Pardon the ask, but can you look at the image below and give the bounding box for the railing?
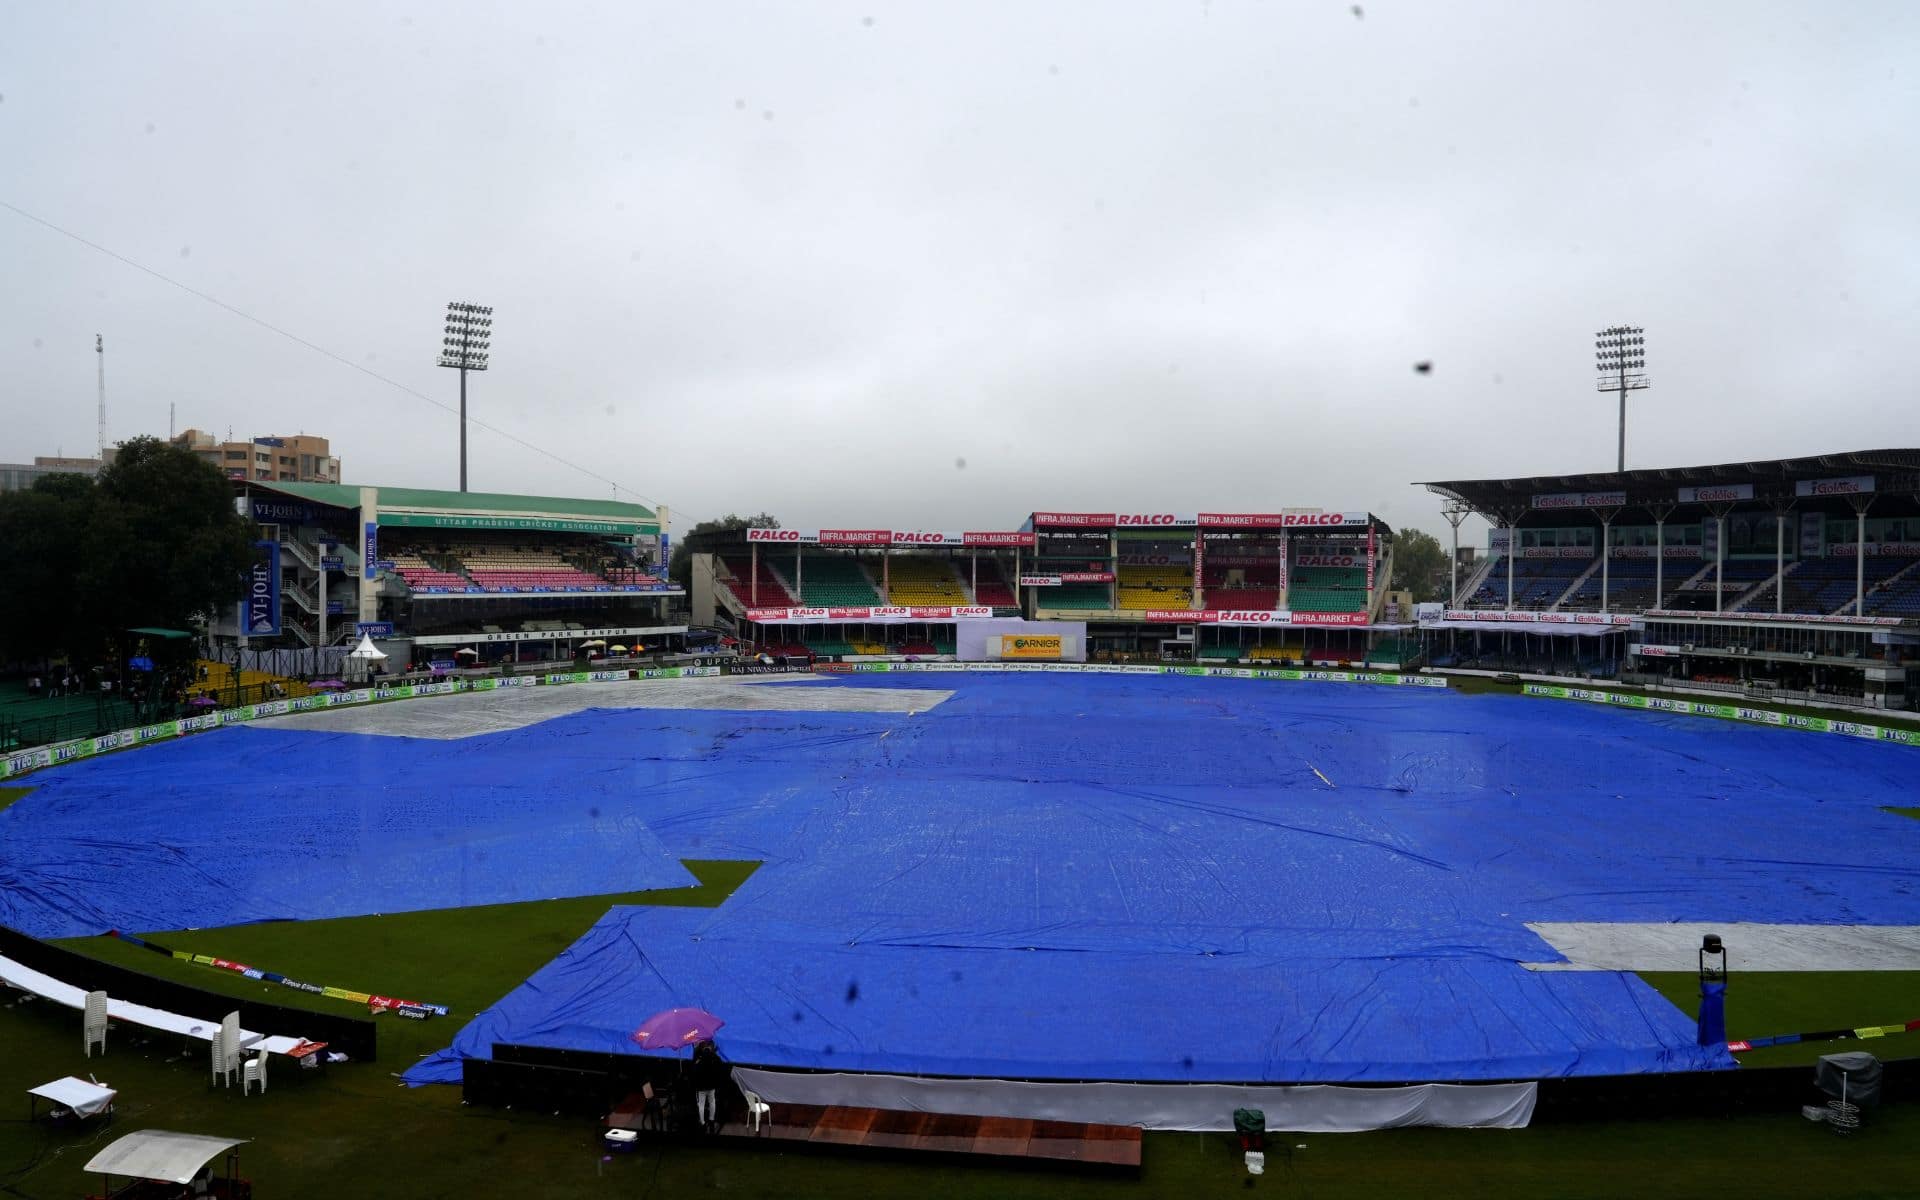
[1617,672,1869,707]
[1,680,294,752]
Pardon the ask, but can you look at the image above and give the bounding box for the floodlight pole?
[438,301,495,493]
[1441,499,1472,606]
[1595,325,1648,473]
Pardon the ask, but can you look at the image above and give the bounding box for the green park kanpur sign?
[377,513,653,535]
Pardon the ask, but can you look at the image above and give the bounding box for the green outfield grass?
[0,785,32,814]
[1643,971,1920,1068]
[1886,807,1920,821]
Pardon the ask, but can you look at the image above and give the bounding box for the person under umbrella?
[691,1039,726,1133]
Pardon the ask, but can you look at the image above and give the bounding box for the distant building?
[172,430,341,484]
[0,455,105,492]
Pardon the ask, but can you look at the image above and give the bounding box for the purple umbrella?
[311,680,347,690]
[187,697,218,708]
[630,1007,724,1052]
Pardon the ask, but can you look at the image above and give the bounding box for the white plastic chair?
[742,1089,770,1133]
[210,1012,241,1087]
[83,990,109,1058]
[242,1051,268,1096]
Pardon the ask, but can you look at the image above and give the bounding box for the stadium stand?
[1116,565,1195,610]
[1658,559,1776,612]
[972,561,1017,609]
[388,551,471,592]
[721,555,797,608]
[1043,583,1112,609]
[1762,555,1910,615]
[1865,562,1920,617]
[450,544,609,590]
[885,557,968,605]
[1202,560,1281,610]
[1465,558,1588,609]
[795,555,882,606]
[1289,563,1370,613]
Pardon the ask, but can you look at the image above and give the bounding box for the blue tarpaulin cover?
[0,726,696,935]
[395,673,1917,1083]
[7,671,1915,1083]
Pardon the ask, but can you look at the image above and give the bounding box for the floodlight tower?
[438,301,493,492]
[1594,325,1647,472]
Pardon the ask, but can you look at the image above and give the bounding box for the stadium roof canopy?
[1423,449,1920,515]
[243,480,660,535]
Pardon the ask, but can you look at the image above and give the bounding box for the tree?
[1389,528,1449,603]
[669,512,780,590]
[0,437,255,666]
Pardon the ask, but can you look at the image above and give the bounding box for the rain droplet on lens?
[954,457,966,470]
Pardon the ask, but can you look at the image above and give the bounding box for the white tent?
[86,1131,248,1184]
[346,634,388,680]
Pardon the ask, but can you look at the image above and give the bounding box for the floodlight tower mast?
[1594,325,1648,472]
[437,301,494,493]
[96,334,108,462]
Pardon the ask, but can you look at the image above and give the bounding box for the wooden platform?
[610,1099,1141,1175]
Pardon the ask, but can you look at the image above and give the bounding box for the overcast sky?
[4,2,1917,541]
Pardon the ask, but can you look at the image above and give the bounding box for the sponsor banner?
[1678,484,1754,503]
[744,606,1000,622]
[1277,533,1289,593]
[250,497,321,524]
[357,622,393,638]
[1019,576,1061,587]
[848,661,1450,687]
[1442,609,1636,626]
[1795,475,1874,498]
[363,523,379,580]
[1214,610,1288,626]
[1000,635,1063,660]
[1522,684,1919,748]
[1295,553,1360,568]
[1702,516,1721,558]
[747,527,812,543]
[819,529,891,547]
[1832,542,1920,557]
[245,541,282,636]
[1199,513,1294,528]
[1519,546,1597,559]
[1800,511,1826,558]
[1115,513,1197,527]
[1635,644,1685,657]
[1642,608,1902,628]
[1532,491,1627,510]
[1144,609,1204,623]
[891,530,965,546]
[1060,571,1114,583]
[1135,609,1370,627]
[1365,523,1376,594]
[1290,611,1371,627]
[1033,512,1117,528]
[962,531,1034,547]
[378,512,651,535]
[1611,545,1702,558]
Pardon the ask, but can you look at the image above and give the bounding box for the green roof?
[261,482,656,522]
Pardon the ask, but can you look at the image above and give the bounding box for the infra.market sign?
[378,512,652,535]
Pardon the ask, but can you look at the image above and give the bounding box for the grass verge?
[0,785,32,815]
[1642,970,1920,1068]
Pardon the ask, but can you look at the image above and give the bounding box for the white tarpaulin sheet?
[1524,923,1920,972]
[29,1076,116,1117]
[730,1068,1536,1132]
[0,954,306,1055]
